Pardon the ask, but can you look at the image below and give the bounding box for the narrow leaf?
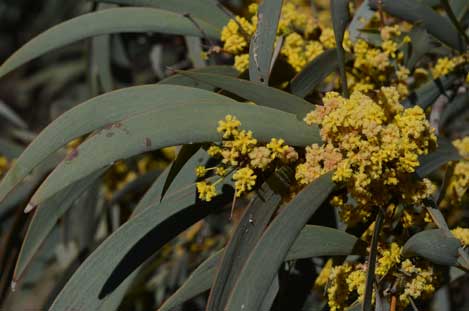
[29,102,320,206]
[95,0,229,29]
[50,184,234,310]
[290,49,339,98]
[417,137,461,178]
[331,0,350,97]
[13,169,104,283]
[160,66,239,91]
[249,0,283,84]
[159,225,361,311]
[348,0,374,42]
[0,8,219,78]
[207,170,291,310]
[402,75,456,109]
[402,229,461,266]
[369,0,464,51]
[225,173,335,311]
[177,71,313,117]
[0,85,239,203]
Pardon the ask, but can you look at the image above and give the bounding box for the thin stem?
[363,208,384,311]
[439,0,469,46]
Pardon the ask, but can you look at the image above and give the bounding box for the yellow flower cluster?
[196,115,298,201]
[299,87,436,224]
[431,55,467,79]
[220,1,346,73]
[398,260,436,308]
[441,137,469,207]
[451,227,469,246]
[318,243,437,310]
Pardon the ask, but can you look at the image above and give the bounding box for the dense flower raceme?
[300,87,437,224]
[195,115,298,202]
[219,2,469,97]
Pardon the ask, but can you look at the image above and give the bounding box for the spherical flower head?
[208,145,222,157]
[232,130,257,154]
[249,146,272,169]
[382,40,398,58]
[196,181,217,202]
[233,167,256,197]
[221,148,239,166]
[327,264,352,311]
[376,243,401,276]
[380,25,401,41]
[234,54,249,72]
[195,165,207,178]
[217,114,241,138]
[221,19,248,54]
[454,137,469,159]
[267,138,288,159]
[432,57,456,79]
[346,269,366,302]
[215,166,227,177]
[319,27,335,49]
[451,227,469,246]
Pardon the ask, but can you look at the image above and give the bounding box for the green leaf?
[159,66,239,91]
[0,101,27,129]
[417,137,461,178]
[29,102,320,206]
[369,0,464,51]
[290,49,339,98]
[0,8,219,78]
[13,169,104,283]
[348,0,374,42]
[331,0,350,97]
[50,184,234,310]
[159,224,361,311]
[402,75,456,109]
[176,71,313,117]
[440,92,469,128]
[406,26,438,70]
[160,144,201,200]
[225,173,335,311]
[440,0,469,45]
[0,85,239,203]
[402,229,461,266]
[207,170,291,310]
[249,0,283,84]
[95,0,229,30]
[91,35,114,93]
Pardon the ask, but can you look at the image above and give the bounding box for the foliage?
[0,0,469,310]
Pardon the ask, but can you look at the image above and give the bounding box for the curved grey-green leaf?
[0,8,219,78]
[50,183,234,310]
[402,75,456,109]
[348,0,374,42]
[176,71,313,117]
[417,137,461,178]
[13,169,104,283]
[160,66,239,91]
[248,0,283,84]
[30,103,320,206]
[95,0,229,29]
[159,225,360,311]
[0,85,238,203]
[225,173,335,311]
[331,0,350,97]
[290,49,339,98]
[369,0,464,51]
[402,229,461,266]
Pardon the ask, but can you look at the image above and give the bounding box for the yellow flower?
[217,114,241,138]
[376,243,401,276]
[196,181,217,202]
[215,166,227,177]
[208,145,222,157]
[234,54,249,72]
[451,227,469,246]
[267,138,288,159]
[319,27,336,49]
[233,167,256,197]
[315,259,333,288]
[195,166,207,178]
[232,130,257,154]
[249,146,272,169]
[382,40,398,58]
